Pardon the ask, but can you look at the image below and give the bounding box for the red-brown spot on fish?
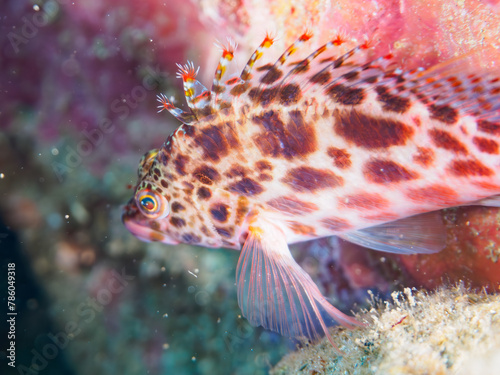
[429,129,468,154]
[364,76,378,84]
[326,84,365,105]
[193,123,240,163]
[406,185,459,206]
[326,147,352,169]
[288,222,316,236]
[267,196,319,215]
[149,232,165,242]
[181,123,195,137]
[256,63,273,71]
[258,173,273,181]
[310,71,331,85]
[228,177,264,196]
[413,147,435,167]
[335,109,414,149]
[149,221,160,230]
[193,165,220,185]
[163,134,174,154]
[473,136,499,154]
[290,59,310,74]
[215,226,234,238]
[449,159,493,177]
[375,86,411,113]
[221,121,241,150]
[255,160,273,171]
[362,212,400,222]
[194,125,228,162]
[342,70,360,81]
[339,193,390,210]
[170,201,185,213]
[253,110,317,159]
[428,104,458,124]
[198,104,216,118]
[279,84,302,106]
[477,120,500,135]
[248,87,279,107]
[283,166,344,192]
[473,181,500,191]
[210,203,230,223]
[181,233,202,244]
[321,217,352,231]
[260,66,283,84]
[235,197,250,225]
[364,159,418,184]
[212,84,225,94]
[156,150,169,166]
[197,186,212,200]
[200,225,211,237]
[230,82,250,96]
[170,216,186,228]
[225,164,249,179]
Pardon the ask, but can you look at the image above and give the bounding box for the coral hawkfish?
[123,32,500,349]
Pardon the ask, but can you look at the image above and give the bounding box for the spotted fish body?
[122,32,500,349]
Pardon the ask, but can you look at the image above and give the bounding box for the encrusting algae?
[271,285,500,375]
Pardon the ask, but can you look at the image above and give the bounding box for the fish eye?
[140,195,157,211]
[136,189,169,219]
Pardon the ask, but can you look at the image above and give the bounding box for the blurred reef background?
[1,0,500,374]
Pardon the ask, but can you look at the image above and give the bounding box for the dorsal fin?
[278,33,348,88]
[175,61,213,118]
[156,62,213,124]
[233,33,381,108]
[357,54,500,122]
[220,33,278,99]
[403,60,500,122]
[211,38,240,110]
[156,93,196,125]
[239,32,278,83]
[159,33,500,128]
[257,30,315,86]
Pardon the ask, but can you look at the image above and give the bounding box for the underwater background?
[1,0,500,374]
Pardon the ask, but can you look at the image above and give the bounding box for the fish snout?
[122,201,179,245]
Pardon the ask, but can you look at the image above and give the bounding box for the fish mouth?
[122,203,179,245]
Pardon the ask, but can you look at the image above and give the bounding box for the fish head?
[122,148,179,245]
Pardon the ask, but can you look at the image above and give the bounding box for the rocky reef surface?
[1,0,500,374]
[271,286,500,375]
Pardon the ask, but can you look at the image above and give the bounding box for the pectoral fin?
[236,218,362,351]
[339,211,446,254]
